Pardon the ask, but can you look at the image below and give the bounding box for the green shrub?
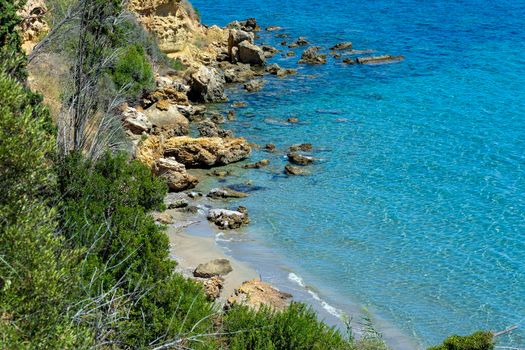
[428,331,494,350]
[109,44,154,100]
[223,302,354,350]
[0,57,90,349]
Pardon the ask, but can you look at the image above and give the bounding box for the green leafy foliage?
[428,331,494,350]
[223,302,355,350]
[0,57,90,349]
[0,0,27,80]
[109,44,154,99]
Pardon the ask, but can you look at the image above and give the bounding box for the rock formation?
[227,279,292,311]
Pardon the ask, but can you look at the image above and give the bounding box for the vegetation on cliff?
[0,1,497,349]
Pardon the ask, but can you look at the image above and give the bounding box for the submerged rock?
[244,159,270,169]
[244,79,265,92]
[207,188,249,199]
[265,26,283,31]
[285,164,307,176]
[226,279,292,311]
[287,152,314,165]
[194,259,233,278]
[289,143,313,152]
[207,207,250,229]
[356,55,405,64]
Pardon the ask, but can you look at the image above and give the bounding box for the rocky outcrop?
[285,164,307,176]
[207,207,249,229]
[227,279,292,311]
[198,119,233,138]
[237,41,266,66]
[164,192,189,209]
[227,18,260,32]
[244,159,270,169]
[289,143,313,152]
[207,188,249,199]
[266,64,297,78]
[154,157,198,192]
[187,66,226,102]
[163,136,251,168]
[298,47,327,64]
[221,62,256,83]
[194,259,233,278]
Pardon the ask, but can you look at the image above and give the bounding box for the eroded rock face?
[203,276,224,301]
[194,259,233,278]
[154,157,198,192]
[227,279,292,311]
[187,66,227,103]
[18,0,49,53]
[145,105,190,137]
[207,207,249,229]
[163,136,251,168]
[237,41,266,66]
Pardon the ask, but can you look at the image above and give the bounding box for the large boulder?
[227,279,292,311]
[154,157,198,192]
[187,66,227,103]
[228,29,254,60]
[207,207,249,229]
[221,62,256,83]
[237,41,266,66]
[194,259,233,278]
[244,79,265,92]
[287,152,314,165]
[163,136,251,168]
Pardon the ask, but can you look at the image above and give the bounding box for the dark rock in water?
[287,152,314,165]
[343,58,357,64]
[209,113,226,124]
[227,110,236,120]
[194,259,233,278]
[262,45,279,54]
[266,63,281,75]
[332,53,342,59]
[298,47,327,65]
[289,143,313,152]
[183,205,200,214]
[244,159,270,169]
[228,183,266,193]
[330,42,353,50]
[187,192,203,199]
[287,117,299,123]
[222,62,256,83]
[208,169,231,177]
[266,26,283,31]
[207,188,249,199]
[295,37,309,46]
[275,33,289,38]
[286,51,296,57]
[232,101,247,108]
[264,143,276,152]
[356,55,404,64]
[244,79,265,92]
[207,207,249,229]
[285,164,307,176]
[266,63,296,77]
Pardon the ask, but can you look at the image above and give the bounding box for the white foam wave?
[288,273,345,319]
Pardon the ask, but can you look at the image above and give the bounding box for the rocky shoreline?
[115,0,404,314]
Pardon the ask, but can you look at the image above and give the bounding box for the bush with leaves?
[109,44,154,100]
[428,331,494,350]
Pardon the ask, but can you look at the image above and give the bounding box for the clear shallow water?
[192,0,525,347]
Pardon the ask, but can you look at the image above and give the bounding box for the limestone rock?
[18,0,49,53]
[152,212,174,224]
[187,66,226,103]
[356,55,405,64]
[194,259,233,278]
[244,159,270,169]
[285,164,307,176]
[144,105,190,137]
[154,157,198,192]
[207,207,249,230]
[227,280,292,311]
[289,143,313,152]
[163,137,251,168]
[122,107,152,134]
[238,41,266,66]
[164,192,189,209]
[203,276,224,301]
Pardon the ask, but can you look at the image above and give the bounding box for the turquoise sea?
[191,0,525,348]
